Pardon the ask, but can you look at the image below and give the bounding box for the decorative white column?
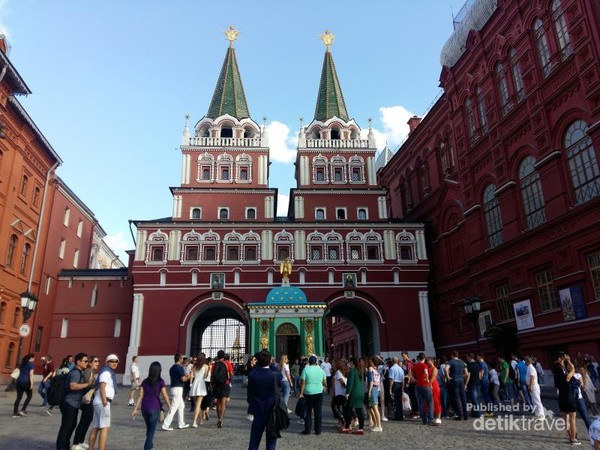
[418,291,435,355]
[125,293,144,384]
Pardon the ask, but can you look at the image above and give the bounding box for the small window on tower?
[352,168,361,181]
[240,168,248,180]
[336,209,346,220]
[316,209,325,220]
[316,168,325,181]
[334,168,343,181]
[151,247,163,261]
[247,208,256,219]
[191,208,201,219]
[245,247,256,261]
[221,167,230,180]
[228,247,239,261]
[205,247,216,260]
[221,127,233,138]
[219,208,229,220]
[331,129,340,140]
[202,167,211,180]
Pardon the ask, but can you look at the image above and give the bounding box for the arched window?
[315,208,325,220]
[185,246,198,261]
[33,187,41,207]
[246,208,256,220]
[465,98,476,143]
[552,0,571,60]
[483,184,503,248]
[331,128,340,140]
[336,208,346,220]
[313,155,328,183]
[519,156,546,229]
[534,18,552,77]
[13,307,21,327]
[191,208,202,219]
[20,243,31,275]
[509,48,525,102]
[357,208,367,220]
[496,62,510,115]
[220,127,233,138]
[476,86,488,134]
[6,234,17,268]
[219,208,229,220]
[20,175,28,196]
[0,301,5,323]
[5,342,15,368]
[439,140,448,174]
[564,120,600,204]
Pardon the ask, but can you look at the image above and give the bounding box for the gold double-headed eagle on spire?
[224,25,240,47]
[320,30,335,50]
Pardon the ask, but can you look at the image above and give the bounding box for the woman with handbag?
[248,349,283,450]
[72,355,100,450]
[13,353,35,417]
[132,361,171,450]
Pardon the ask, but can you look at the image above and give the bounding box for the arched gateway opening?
[189,306,247,367]
[326,298,381,359]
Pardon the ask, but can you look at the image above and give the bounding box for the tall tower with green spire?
[173,26,275,223]
[206,26,250,120]
[291,30,384,223]
[314,30,349,123]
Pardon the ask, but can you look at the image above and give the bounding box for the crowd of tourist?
[6,349,600,449]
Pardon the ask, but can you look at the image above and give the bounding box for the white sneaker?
[247,414,254,421]
[71,446,83,450]
[382,417,389,422]
[178,424,190,429]
[80,445,89,450]
[434,418,442,424]
[162,424,174,431]
[372,427,383,432]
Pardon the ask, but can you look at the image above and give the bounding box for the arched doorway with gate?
[184,296,248,369]
[275,322,300,364]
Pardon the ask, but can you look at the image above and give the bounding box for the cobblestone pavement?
[0,380,593,449]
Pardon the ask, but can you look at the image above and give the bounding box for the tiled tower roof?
[206,45,250,120]
[313,47,349,122]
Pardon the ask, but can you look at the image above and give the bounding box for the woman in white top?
[280,354,293,412]
[489,363,500,405]
[331,358,348,429]
[190,353,208,427]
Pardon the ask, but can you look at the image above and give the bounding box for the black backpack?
[46,370,71,406]
[212,361,229,385]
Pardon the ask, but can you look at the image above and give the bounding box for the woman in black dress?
[552,352,579,445]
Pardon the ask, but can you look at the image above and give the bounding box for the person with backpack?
[13,353,35,418]
[211,350,231,428]
[71,355,100,450]
[55,353,93,450]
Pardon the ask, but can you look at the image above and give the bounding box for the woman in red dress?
[426,357,442,425]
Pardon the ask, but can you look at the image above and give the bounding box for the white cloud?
[267,121,297,163]
[362,105,413,150]
[104,232,131,266]
[277,193,289,216]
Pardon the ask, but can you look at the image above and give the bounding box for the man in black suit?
[247,350,283,450]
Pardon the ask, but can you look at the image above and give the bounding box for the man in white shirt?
[320,357,332,395]
[89,354,119,450]
[127,355,140,406]
[524,356,545,419]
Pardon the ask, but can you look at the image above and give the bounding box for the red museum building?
[378,0,600,367]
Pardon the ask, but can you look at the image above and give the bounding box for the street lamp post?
[6,291,38,391]
[463,296,481,353]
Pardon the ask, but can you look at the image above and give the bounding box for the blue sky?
[0,0,467,262]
